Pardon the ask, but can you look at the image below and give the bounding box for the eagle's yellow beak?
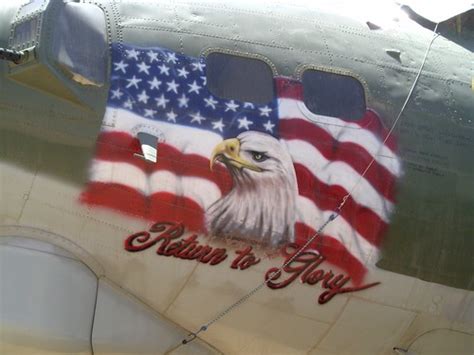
[210,138,262,172]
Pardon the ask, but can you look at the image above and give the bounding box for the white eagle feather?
[206,131,298,247]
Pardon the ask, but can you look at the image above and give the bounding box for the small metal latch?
[366,21,382,30]
[386,49,402,62]
[134,132,159,163]
[132,125,164,163]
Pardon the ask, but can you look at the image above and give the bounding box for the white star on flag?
[191,61,205,72]
[166,80,180,94]
[167,52,178,64]
[204,96,218,109]
[158,64,170,76]
[225,100,239,112]
[166,110,178,122]
[147,50,159,63]
[147,77,161,90]
[155,94,169,108]
[125,49,140,60]
[212,119,225,132]
[188,80,202,94]
[259,105,272,117]
[144,108,156,118]
[137,61,151,74]
[137,90,150,104]
[177,67,190,78]
[190,111,206,124]
[126,75,142,89]
[238,116,253,130]
[113,61,128,73]
[178,94,189,108]
[111,88,123,99]
[123,98,133,109]
[263,120,275,133]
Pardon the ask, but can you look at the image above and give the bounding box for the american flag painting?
[81,43,401,284]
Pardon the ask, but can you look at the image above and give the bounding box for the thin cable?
[181,23,440,345]
[343,23,440,202]
[182,209,339,344]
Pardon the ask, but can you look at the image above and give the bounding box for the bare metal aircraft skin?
[0,0,472,354]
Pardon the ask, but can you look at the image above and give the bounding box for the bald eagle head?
[205,131,298,247]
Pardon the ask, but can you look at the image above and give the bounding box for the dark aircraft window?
[302,69,366,121]
[206,52,274,104]
[51,2,107,87]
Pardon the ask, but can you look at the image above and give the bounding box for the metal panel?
[0,237,97,354]
[92,280,218,354]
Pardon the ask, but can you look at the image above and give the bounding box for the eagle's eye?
[250,151,269,162]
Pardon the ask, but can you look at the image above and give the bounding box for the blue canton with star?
[108,43,278,139]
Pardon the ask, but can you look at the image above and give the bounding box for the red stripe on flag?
[149,192,205,232]
[294,163,387,246]
[363,110,397,152]
[80,182,206,231]
[154,145,232,195]
[94,131,232,194]
[275,78,397,151]
[95,131,146,168]
[80,182,147,218]
[295,222,367,285]
[281,119,397,201]
[275,77,304,100]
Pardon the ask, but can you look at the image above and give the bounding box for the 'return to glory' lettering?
[124,221,228,265]
[265,244,380,304]
[124,222,380,304]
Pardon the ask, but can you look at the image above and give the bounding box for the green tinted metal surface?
[1,0,473,290]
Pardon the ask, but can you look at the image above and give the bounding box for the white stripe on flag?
[102,107,223,157]
[89,159,222,209]
[89,159,150,195]
[149,170,222,209]
[279,98,401,176]
[296,196,379,264]
[285,139,394,222]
